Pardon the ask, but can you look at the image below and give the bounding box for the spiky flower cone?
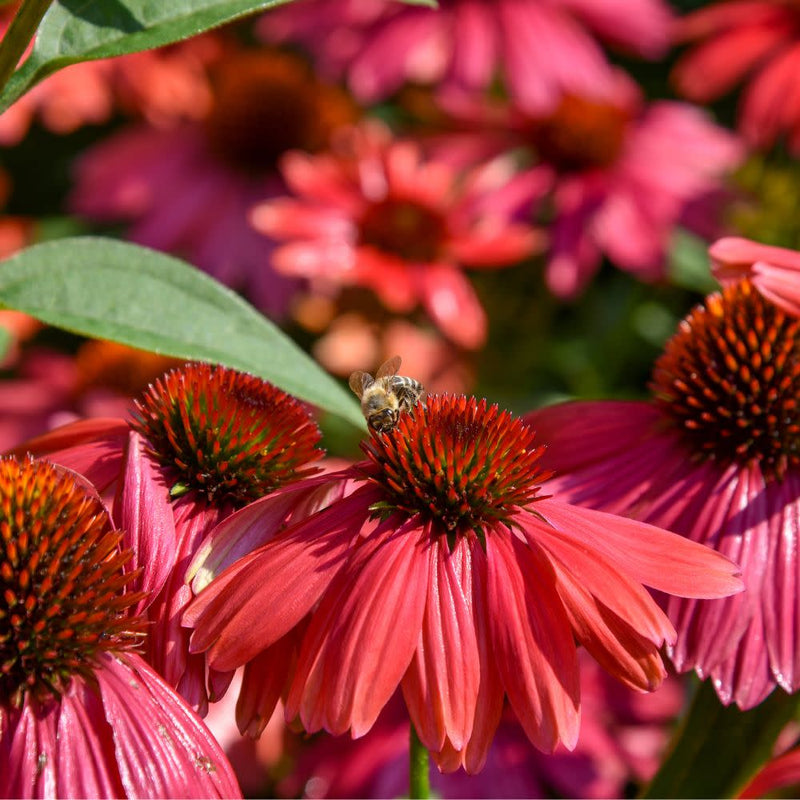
[0,456,241,798]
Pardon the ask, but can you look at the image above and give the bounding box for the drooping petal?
[440,534,505,775]
[523,514,673,691]
[286,517,430,739]
[762,471,800,695]
[96,653,242,798]
[664,464,768,678]
[8,417,128,492]
[117,430,177,614]
[187,469,351,592]
[186,488,376,671]
[235,627,303,738]
[55,685,125,798]
[486,527,580,753]
[402,534,480,753]
[706,605,776,709]
[0,698,60,797]
[536,498,744,598]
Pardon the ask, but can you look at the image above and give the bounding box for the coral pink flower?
[0,11,218,145]
[437,74,743,298]
[251,121,542,348]
[710,235,800,317]
[185,393,741,773]
[10,362,327,715]
[70,49,358,317]
[0,457,241,798]
[672,0,800,154]
[313,315,474,395]
[259,0,673,111]
[526,273,800,709]
[279,653,684,798]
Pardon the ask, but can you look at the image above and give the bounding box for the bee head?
[368,408,399,432]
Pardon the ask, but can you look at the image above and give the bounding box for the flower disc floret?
[651,280,800,480]
[362,394,550,534]
[0,457,143,705]
[132,363,324,506]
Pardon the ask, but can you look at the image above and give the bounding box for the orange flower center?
[529,94,629,171]
[359,199,446,263]
[205,51,358,172]
[651,280,800,480]
[0,458,144,705]
[362,394,550,536]
[132,363,323,505]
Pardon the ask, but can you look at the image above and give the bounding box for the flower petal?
[401,534,480,752]
[187,470,351,593]
[486,527,580,753]
[8,417,128,492]
[536,498,744,598]
[185,488,375,671]
[117,431,177,614]
[286,517,430,738]
[96,653,242,798]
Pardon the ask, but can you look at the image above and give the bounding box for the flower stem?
[0,0,53,95]
[409,723,430,799]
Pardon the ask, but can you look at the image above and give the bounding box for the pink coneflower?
[70,48,359,317]
[250,120,542,349]
[526,271,800,709]
[672,0,800,154]
[259,0,673,111]
[185,393,741,773]
[0,456,241,798]
[436,75,744,298]
[0,9,215,144]
[10,362,326,714]
[710,235,800,317]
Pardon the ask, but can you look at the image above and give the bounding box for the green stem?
[409,723,430,799]
[0,0,54,95]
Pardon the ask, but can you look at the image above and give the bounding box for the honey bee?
[349,356,426,433]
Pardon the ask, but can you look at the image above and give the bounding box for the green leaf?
[0,237,365,428]
[641,681,800,799]
[667,229,718,295]
[0,0,437,113]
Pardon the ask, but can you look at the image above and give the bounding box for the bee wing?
[348,370,373,399]
[376,355,402,379]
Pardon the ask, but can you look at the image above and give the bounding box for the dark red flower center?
[205,51,358,172]
[528,94,629,171]
[362,394,550,535]
[0,458,143,705]
[132,363,324,505]
[651,280,800,480]
[359,198,447,263]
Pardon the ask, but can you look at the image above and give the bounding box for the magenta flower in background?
[11,362,327,715]
[259,0,673,111]
[0,340,181,452]
[69,48,359,318]
[251,120,542,349]
[278,653,684,799]
[0,457,241,798]
[527,264,800,709]
[710,236,800,317]
[186,393,740,774]
[435,73,744,298]
[672,0,800,154]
